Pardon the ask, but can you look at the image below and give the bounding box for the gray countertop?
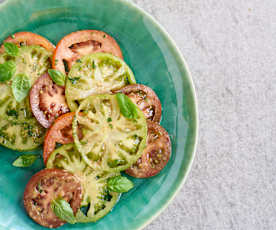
[133,0,276,230]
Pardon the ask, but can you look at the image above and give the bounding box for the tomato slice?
[0,44,52,151]
[53,30,123,74]
[65,52,136,111]
[126,121,171,178]
[29,73,69,129]
[115,84,162,123]
[0,32,55,53]
[72,94,147,172]
[23,169,82,228]
[47,144,120,223]
[43,112,75,164]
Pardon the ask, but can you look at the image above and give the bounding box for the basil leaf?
[4,42,19,57]
[12,154,39,167]
[48,69,66,86]
[11,74,31,102]
[116,93,138,119]
[0,61,16,82]
[51,199,77,224]
[107,176,134,193]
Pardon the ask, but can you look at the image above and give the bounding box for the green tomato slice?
[0,46,51,150]
[47,143,120,222]
[0,45,52,84]
[65,53,136,111]
[72,94,147,172]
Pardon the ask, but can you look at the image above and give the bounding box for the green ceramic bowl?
[0,0,198,229]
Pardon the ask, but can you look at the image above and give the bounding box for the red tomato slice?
[52,30,123,74]
[43,112,75,164]
[115,84,162,123]
[29,73,70,128]
[0,32,55,53]
[126,121,171,178]
[23,169,82,228]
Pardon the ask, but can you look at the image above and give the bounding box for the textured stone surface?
[132,0,276,230]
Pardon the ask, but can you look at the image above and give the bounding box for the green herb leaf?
[51,199,77,224]
[48,69,66,86]
[116,93,138,119]
[63,60,69,73]
[107,176,134,193]
[92,60,96,69]
[12,74,31,102]
[12,154,39,167]
[6,109,18,118]
[37,183,43,193]
[107,117,112,122]
[68,77,80,85]
[4,42,19,56]
[0,60,16,82]
[124,75,130,84]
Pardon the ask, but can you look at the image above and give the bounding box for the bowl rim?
[0,0,199,229]
[120,1,199,229]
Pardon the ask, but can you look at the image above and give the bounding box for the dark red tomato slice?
[43,112,75,164]
[52,30,123,74]
[115,84,162,123]
[29,73,70,129]
[0,32,55,53]
[23,169,82,228]
[126,121,171,178]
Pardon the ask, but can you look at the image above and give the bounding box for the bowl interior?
[0,0,197,229]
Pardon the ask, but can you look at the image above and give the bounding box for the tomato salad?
[0,31,171,228]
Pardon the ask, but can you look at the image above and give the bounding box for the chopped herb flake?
[68,77,80,85]
[92,61,96,69]
[6,109,18,118]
